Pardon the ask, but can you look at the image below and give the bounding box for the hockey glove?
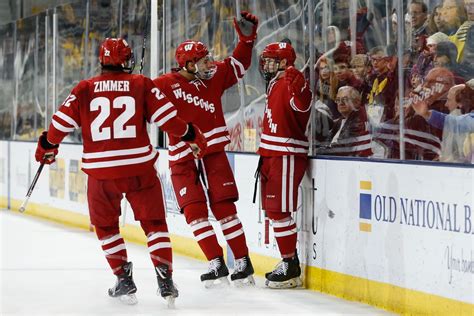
[234,11,258,43]
[284,66,306,95]
[35,131,59,164]
[181,123,207,159]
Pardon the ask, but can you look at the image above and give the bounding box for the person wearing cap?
[412,31,450,82]
[405,67,456,160]
[366,46,398,126]
[427,32,451,53]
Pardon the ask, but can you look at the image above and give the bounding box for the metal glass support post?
[118,0,123,36]
[150,0,159,147]
[52,8,57,114]
[44,13,48,130]
[235,0,245,150]
[34,15,39,138]
[322,0,328,51]
[386,0,391,45]
[12,21,17,140]
[396,0,405,159]
[349,0,357,58]
[162,0,169,148]
[84,0,90,78]
[308,0,316,156]
[184,0,189,39]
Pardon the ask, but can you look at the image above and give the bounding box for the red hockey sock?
[218,214,248,259]
[185,203,223,260]
[267,212,297,258]
[213,201,248,259]
[189,218,223,260]
[140,220,173,272]
[95,225,128,275]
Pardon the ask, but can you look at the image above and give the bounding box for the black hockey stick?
[138,0,149,74]
[19,162,46,213]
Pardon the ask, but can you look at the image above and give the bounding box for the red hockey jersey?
[153,41,253,165]
[258,74,312,157]
[47,72,188,179]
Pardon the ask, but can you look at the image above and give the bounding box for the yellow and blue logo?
[359,180,372,232]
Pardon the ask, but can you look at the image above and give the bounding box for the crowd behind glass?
[0,0,472,164]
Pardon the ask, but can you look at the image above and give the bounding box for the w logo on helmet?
[104,48,111,56]
[184,44,194,51]
[278,43,287,49]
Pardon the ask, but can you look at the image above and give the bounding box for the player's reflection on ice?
[0,210,388,315]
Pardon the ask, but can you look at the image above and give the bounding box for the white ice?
[1,210,390,315]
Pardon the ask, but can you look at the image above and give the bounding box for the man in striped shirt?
[34,38,206,306]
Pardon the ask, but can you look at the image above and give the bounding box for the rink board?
[1,140,473,315]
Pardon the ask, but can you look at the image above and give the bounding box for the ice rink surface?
[1,210,390,315]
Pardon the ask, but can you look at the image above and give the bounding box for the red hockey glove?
[284,67,306,95]
[233,11,258,43]
[181,123,207,159]
[35,131,59,164]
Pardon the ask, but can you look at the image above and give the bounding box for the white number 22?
[90,96,136,141]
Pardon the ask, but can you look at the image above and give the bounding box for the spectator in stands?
[373,93,402,159]
[449,0,474,61]
[427,5,446,34]
[324,86,372,157]
[410,32,448,84]
[428,32,450,54]
[350,54,371,82]
[434,40,467,82]
[366,46,398,126]
[444,84,466,115]
[459,19,474,65]
[409,1,429,51]
[440,0,467,35]
[332,44,364,103]
[315,57,338,119]
[411,81,474,162]
[405,67,456,160]
[434,40,459,67]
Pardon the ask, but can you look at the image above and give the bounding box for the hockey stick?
[19,162,45,213]
[138,0,149,75]
[121,0,148,227]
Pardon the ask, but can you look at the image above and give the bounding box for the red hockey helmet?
[99,38,134,72]
[175,40,209,68]
[261,42,296,66]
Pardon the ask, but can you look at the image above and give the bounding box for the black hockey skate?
[155,265,179,308]
[108,262,138,305]
[230,255,255,287]
[200,256,230,288]
[265,254,302,289]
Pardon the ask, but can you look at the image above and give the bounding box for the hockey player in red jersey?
[257,41,312,289]
[152,11,258,288]
[34,38,206,306]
